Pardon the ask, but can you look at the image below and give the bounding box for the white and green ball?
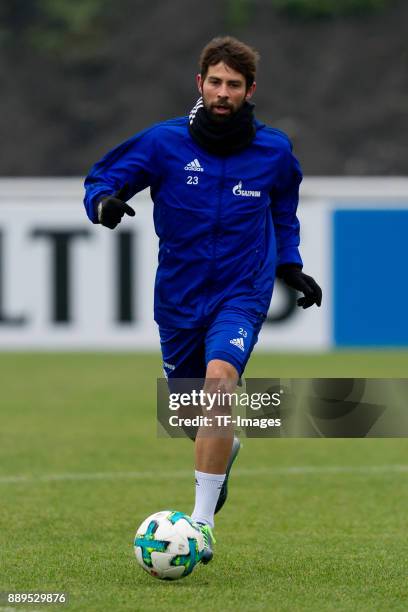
[134,510,205,580]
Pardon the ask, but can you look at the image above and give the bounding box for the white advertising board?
[0,178,406,350]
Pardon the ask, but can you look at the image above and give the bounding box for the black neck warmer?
[188,97,256,156]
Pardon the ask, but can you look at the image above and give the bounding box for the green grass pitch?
[1,351,408,611]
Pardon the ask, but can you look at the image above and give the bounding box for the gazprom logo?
[232,180,261,198]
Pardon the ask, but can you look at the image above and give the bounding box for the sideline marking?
[1,464,408,485]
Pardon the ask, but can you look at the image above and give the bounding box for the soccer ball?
[134,510,205,580]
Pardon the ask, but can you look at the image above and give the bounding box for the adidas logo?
[229,337,245,352]
[184,158,204,172]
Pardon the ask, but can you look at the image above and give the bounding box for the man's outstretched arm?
[271,148,322,309]
[83,125,159,226]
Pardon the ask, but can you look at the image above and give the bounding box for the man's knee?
[206,359,238,382]
[205,359,238,398]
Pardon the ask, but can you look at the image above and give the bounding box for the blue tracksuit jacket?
[84,117,303,328]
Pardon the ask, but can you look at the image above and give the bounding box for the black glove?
[97,184,135,229]
[276,264,322,309]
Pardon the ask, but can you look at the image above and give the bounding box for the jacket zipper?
[200,157,225,321]
[212,157,225,280]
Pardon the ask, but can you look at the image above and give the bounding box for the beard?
[188,95,256,155]
[204,99,244,122]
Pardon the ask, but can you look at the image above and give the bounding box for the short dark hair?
[199,36,260,89]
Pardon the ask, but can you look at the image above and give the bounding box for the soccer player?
[83,36,322,563]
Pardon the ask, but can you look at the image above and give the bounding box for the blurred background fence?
[0,0,407,176]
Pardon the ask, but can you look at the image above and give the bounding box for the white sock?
[191,470,226,528]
